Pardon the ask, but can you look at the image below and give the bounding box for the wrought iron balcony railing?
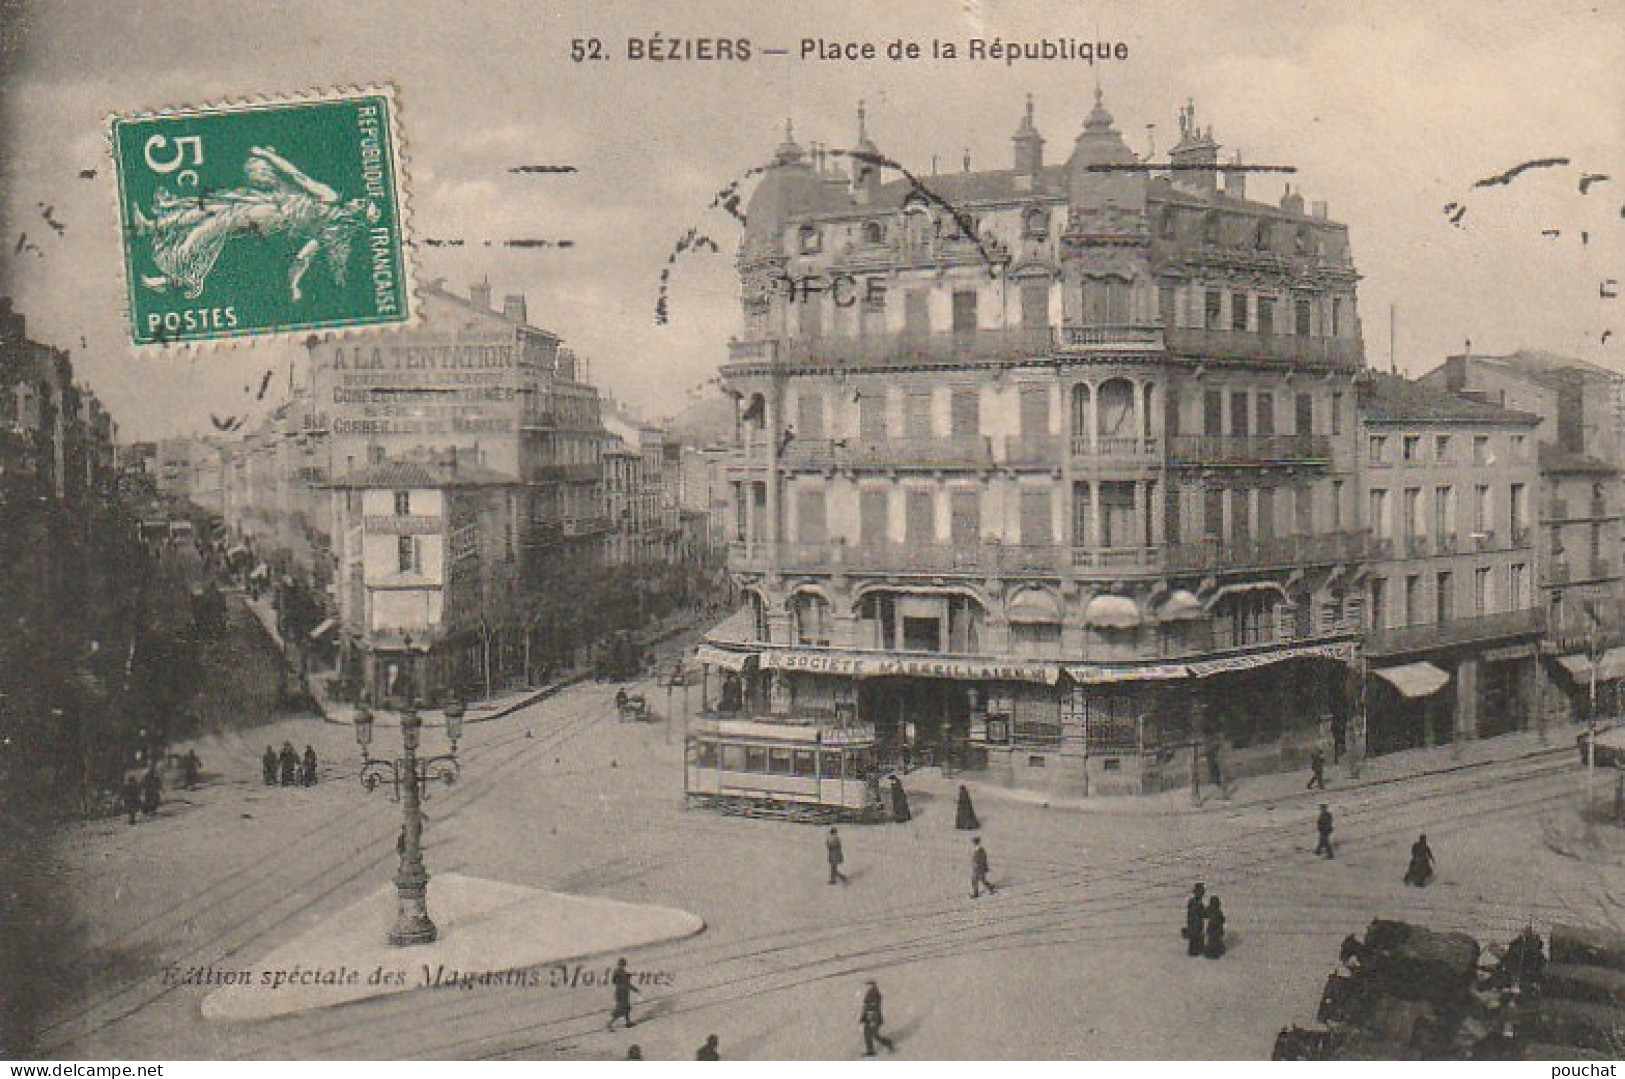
[1164,530,1374,572]
[1366,607,1544,657]
[1164,326,1364,367]
[1167,433,1333,466]
[1070,434,1162,460]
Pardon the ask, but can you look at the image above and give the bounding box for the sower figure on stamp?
[607,957,639,1029]
[826,826,848,885]
[1315,804,1335,859]
[971,836,996,897]
[1184,883,1206,957]
[860,979,896,1056]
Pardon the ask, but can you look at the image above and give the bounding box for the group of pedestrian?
[606,953,895,1060]
[263,742,318,787]
[1182,883,1226,959]
[121,764,164,824]
[1312,803,1437,886]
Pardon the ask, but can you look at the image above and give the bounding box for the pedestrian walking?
[607,957,639,1029]
[1204,895,1227,959]
[181,749,201,791]
[955,784,980,831]
[140,765,162,817]
[695,1035,720,1060]
[1315,804,1335,858]
[860,979,896,1056]
[301,745,318,787]
[279,742,298,786]
[889,774,912,823]
[826,826,848,885]
[1306,748,1327,791]
[1404,833,1436,887]
[1184,883,1207,957]
[625,1046,643,1060]
[971,835,996,897]
[122,775,141,825]
[262,745,277,786]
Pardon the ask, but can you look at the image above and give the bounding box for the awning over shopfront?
[694,645,759,672]
[703,607,759,648]
[1006,589,1063,624]
[1083,594,1142,629]
[1556,648,1625,684]
[1372,661,1451,699]
[1185,640,1359,678]
[1065,663,1191,684]
[308,618,338,641]
[760,649,1060,684]
[1156,590,1205,622]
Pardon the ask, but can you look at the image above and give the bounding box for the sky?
[0,0,1620,441]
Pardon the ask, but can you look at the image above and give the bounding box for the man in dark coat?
[826,827,848,885]
[860,979,896,1056]
[279,742,298,786]
[301,745,318,787]
[140,765,162,817]
[122,775,141,825]
[1306,748,1327,791]
[1185,883,1207,957]
[695,1035,720,1060]
[181,749,201,790]
[1315,804,1335,858]
[1404,833,1436,886]
[971,836,996,897]
[889,775,911,823]
[955,784,980,830]
[262,746,277,786]
[607,957,639,1029]
[1204,895,1227,958]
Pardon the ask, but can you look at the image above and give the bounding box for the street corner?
[199,872,704,1021]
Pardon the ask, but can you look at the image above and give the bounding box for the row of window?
[1368,483,1527,541]
[1368,563,1529,628]
[1369,432,1526,466]
[693,739,866,781]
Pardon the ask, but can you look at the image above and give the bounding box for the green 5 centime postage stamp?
[110,87,414,346]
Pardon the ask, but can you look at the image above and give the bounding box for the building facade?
[710,96,1371,796]
[1357,374,1544,753]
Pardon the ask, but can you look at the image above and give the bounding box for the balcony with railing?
[1070,545,1159,571]
[1052,324,1165,351]
[1165,326,1363,368]
[726,328,1056,371]
[729,540,1068,576]
[1164,530,1373,572]
[1366,607,1544,657]
[779,436,995,471]
[1070,434,1162,462]
[1167,433,1333,467]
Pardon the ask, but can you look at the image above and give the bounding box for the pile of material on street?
[1272,919,1625,1060]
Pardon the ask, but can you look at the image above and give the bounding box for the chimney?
[1279,183,1305,215]
[1169,100,1219,193]
[469,279,493,310]
[1311,201,1328,219]
[502,294,527,325]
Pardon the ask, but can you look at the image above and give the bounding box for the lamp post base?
[389,873,438,946]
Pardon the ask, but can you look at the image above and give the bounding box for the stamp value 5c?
[110,87,414,346]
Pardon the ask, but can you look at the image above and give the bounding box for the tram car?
[685,718,884,823]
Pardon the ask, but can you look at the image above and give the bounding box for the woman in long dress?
[954,784,980,831]
[1203,896,1227,959]
[889,775,911,823]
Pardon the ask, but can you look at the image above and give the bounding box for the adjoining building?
[706,95,1370,797]
[1357,374,1543,754]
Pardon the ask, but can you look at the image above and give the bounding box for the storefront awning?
[1186,641,1359,678]
[694,645,759,672]
[1066,663,1191,684]
[703,607,759,648]
[1373,661,1451,699]
[1083,594,1142,629]
[760,649,1060,684]
[1006,589,1063,624]
[1556,648,1625,684]
[308,618,338,641]
[1156,590,1205,622]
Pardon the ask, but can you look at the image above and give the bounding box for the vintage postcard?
[0,0,1622,1070]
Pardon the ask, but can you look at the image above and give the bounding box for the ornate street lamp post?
[355,680,465,946]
